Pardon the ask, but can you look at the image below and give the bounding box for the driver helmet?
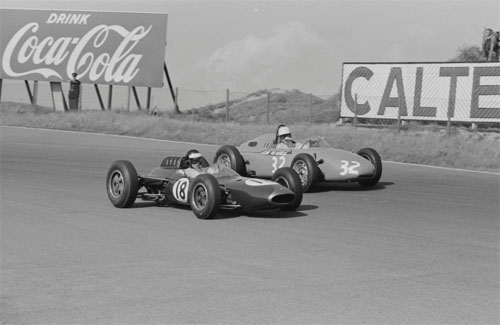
[188,152,203,169]
[278,126,294,142]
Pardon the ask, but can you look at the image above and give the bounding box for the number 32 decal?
[340,160,360,175]
[271,156,286,173]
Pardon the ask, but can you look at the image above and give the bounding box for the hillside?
[184,89,341,124]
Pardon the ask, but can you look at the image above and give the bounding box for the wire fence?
[172,87,339,125]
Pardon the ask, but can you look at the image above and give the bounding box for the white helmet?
[188,152,202,159]
[278,126,291,137]
[188,152,203,167]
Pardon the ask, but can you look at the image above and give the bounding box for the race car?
[213,127,382,192]
[106,150,303,219]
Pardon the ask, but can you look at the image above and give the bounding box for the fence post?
[226,88,230,122]
[309,93,312,124]
[267,91,270,124]
[471,122,478,132]
[353,93,358,129]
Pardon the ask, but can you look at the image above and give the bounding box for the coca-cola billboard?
[0,9,167,87]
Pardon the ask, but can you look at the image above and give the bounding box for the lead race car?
[214,126,382,192]
[106,150,303,219]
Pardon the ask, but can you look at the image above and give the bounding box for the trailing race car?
[106,150,303,219]
[213,126,382,192]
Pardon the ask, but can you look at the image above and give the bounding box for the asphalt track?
[1,126,499,324]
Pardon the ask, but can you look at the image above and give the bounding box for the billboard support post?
[164,62,180,113]
[132,86,141,110]
[32,81,38,109]
[147,87,152,110]
[107,85,113,110]
[49,82,68,111]
[24,81,33,104]
[94,85,105,111]
[175,87,179,112]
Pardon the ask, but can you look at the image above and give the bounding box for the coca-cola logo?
[2,13,153,83]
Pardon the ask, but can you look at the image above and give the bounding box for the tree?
[449,45,484,62]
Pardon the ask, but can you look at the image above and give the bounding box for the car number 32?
[340,160,360,175]
[173,178,189,203]
[271,156,286,173]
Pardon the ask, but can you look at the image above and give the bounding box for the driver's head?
[188,152,203,169]
[277,126,293,143]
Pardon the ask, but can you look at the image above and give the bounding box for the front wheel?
[188,174,221,219]
[357,148,382,187]
[291,153,319,192]
[272,167,303,211]
[106,160,139,208]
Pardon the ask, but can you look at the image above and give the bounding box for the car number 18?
[173,178,189,203]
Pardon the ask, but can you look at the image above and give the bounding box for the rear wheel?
[214,145,246,175]
[188,174,221,219]
[291,153,319,192]
[106,160,139,208]
[272,167,303,211]
[357,148,382,187]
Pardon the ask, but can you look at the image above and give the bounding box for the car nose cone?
[268,187,295,205]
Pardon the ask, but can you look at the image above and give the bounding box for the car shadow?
[233,209,309,219]
[308,181,394,193]
[129,201,158,208]
[128,202,311,220]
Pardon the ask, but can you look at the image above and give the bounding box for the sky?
[1,0,499,110]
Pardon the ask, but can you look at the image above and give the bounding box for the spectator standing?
[68,72,81,111]
[494,31,500,61]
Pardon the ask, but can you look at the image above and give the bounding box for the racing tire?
[272,167,303,211]
[291,153,319,192]
[357,148,382,187]
[188,174,221,219]
[106,160,139,208]
[213,145,246,175]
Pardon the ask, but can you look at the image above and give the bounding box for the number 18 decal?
[271,156,286,173]
[340,160,360,175]
[173,178,189,203]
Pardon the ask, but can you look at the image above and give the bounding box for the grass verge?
[1,102,499,173]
